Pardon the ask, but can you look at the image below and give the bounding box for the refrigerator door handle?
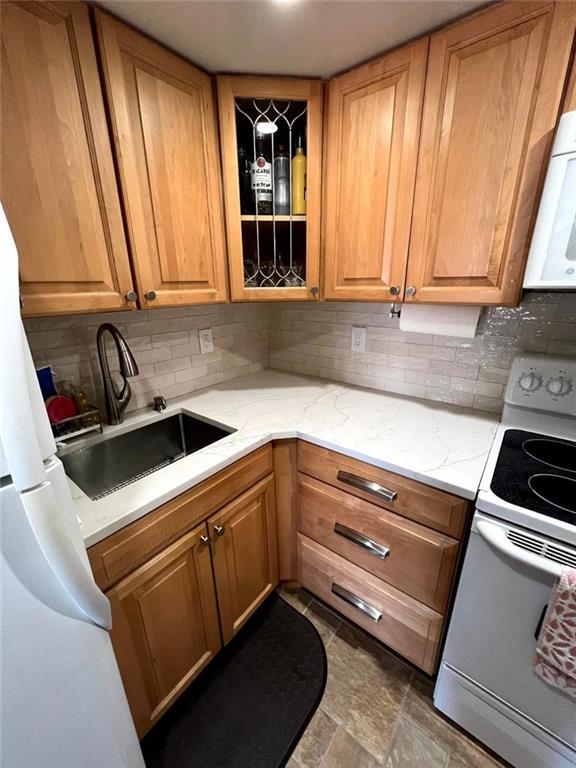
[20,481,112,630]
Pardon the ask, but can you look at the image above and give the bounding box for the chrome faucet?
[97,323,139,425]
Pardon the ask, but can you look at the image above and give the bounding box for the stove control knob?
[546,376,573,397]
[518,373,542,392]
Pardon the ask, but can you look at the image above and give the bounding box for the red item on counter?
[45,395,78,424]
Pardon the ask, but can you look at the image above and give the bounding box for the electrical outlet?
[198,329,214,354]
[351,327,367,353]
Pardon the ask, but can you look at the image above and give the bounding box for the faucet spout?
[97,323,139,425]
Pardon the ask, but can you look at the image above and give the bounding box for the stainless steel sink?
[60,413,235,500]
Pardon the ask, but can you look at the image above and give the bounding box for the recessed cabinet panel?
[407,1,575,305]
[218,76,322,301]
[1,1,134,316]
[108,525,221,737]
[323,39,428,301]
[96,11,228,307]
[135,69,215,285]
[210,475,278,643]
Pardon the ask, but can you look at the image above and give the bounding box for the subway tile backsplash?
[24,292,575,418]
[268,292,576,413]
[24,304,270,415]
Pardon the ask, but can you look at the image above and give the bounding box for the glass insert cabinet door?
[218,77,322,301]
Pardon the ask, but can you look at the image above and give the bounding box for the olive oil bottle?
[291,136,306,215]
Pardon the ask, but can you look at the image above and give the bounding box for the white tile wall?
[25,292,575,419]
[24,304,270,415]
[269,292,576,413]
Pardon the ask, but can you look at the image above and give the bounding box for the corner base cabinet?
[88,448,278,737]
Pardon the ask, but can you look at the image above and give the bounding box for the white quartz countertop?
[69,370,499,547]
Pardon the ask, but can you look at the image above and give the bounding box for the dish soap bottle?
[292,136,306,215]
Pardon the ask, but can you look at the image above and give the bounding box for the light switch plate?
[199,329,214,354]
[351,327,367,353]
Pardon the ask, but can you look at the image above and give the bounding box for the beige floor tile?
[403,675,506,767]
[385,715,448,768]
[293,708,337,768]
[303,600,341,645]
[321,728,380,768]
[278,587,313,613]
[286,758,301,768]
[321,622,412,762]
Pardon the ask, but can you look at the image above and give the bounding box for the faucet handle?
[153,395,167,412]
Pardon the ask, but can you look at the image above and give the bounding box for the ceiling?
[97,0,488,78]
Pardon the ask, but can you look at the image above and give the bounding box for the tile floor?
[279,588,508,768]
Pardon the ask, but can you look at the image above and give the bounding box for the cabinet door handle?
[331,583,382,623]
[405,286,416,297]
[337,470,397,502]
[125,290,138,302]
[214,524,225,537]
[334,523,390,560]
[145,290,157,301]
[200,534,209,545]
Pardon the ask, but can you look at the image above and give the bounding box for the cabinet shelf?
[240,215,306,223]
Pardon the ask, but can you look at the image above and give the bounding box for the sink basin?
[60,413,235,500]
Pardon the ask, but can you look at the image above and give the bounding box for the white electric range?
[435,354,576,768]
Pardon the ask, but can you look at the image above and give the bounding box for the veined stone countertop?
[69,370,499,547]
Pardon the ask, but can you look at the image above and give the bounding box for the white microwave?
[523,110,576,289]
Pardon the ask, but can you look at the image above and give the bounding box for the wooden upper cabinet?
[323,38,429,301]
[218,76,323,301]
[407,1,576,305]
[107,524,221,737]
[209,475,278,643]
[95,11,228,307]
[1,1,134,317]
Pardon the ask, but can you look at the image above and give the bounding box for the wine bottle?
[292,135,306,215]
[273,144,290,215]
[238,148,253,214]
[251,133,272,215]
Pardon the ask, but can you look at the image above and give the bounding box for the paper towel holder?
[389,303,402,319]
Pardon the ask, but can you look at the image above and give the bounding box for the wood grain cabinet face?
[107,524,221,737]
[95,11,228,308]
[1,1,134,317]
[323,38,428,301]
[407,1,576,305]
[209,475,278,643]
[217,76,323,302]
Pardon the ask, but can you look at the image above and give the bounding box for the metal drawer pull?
[334,523,390,560]
[337,470,397,502]
[331,583,382,623]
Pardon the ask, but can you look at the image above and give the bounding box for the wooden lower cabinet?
[298,534,443,674]
[107,524,221,737]
[209,475,279,643]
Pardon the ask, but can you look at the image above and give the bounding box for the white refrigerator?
[0,205,145,768]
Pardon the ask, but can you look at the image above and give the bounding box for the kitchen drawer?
[298,442,468,539]
[298,534,443,674]
[298,474,459,612]
[89,445,273,590]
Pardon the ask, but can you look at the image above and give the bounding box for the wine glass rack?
[235,97,307,289]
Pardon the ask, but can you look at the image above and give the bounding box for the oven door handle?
[476,520,562,578]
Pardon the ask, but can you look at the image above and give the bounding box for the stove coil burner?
[528,474,576,516]
[522,439,576,474]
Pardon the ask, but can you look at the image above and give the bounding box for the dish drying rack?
[51,407,103,444]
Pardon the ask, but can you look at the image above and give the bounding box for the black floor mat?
[142,593,327,768]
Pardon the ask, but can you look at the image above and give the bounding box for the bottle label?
[251,157,272,200]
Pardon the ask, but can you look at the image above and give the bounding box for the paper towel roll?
[399,303,481,338]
